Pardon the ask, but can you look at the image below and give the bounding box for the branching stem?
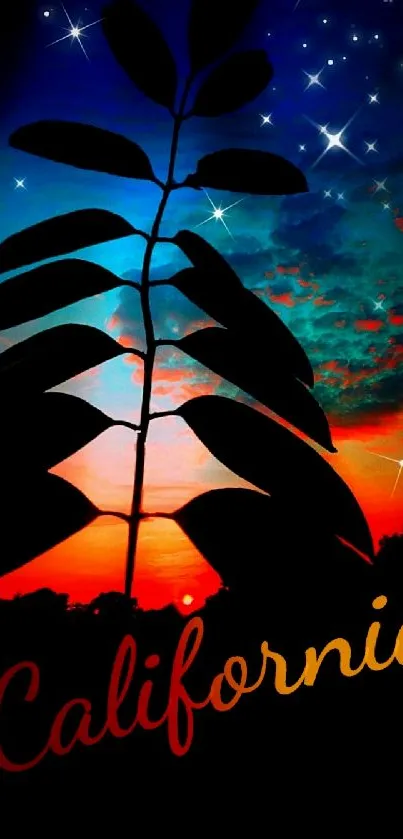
[124,78,193,597]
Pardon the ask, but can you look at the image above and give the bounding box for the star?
[368,452,403,497]
[43,10,51,17]
[14,178,26,190]
[260,114,273,126]
[352,34,359,41]
[195,191,245,240]
[369,92,379,104]
[373,178,388,193]
[303,68,325,90]
[299,144,306,152]
[337,192,345,201]
[382,202,391,210]
[324,189,332,198]
[373,299,385,311]
[306,114,362,168]
[365,141,378,153]
[47,3,103,61]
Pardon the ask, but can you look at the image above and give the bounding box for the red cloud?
[313,295,335,307]
[106,314,121,331]
[394,217,403,232]
[268,291,296,307]
[298,278,320,291]
[117,334,135,348]
[388,312,403,326]
[276,265,300,275]
[354,319,384,332]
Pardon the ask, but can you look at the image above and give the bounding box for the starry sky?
[0,0,402,610]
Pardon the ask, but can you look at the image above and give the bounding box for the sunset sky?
[0,0,402,611]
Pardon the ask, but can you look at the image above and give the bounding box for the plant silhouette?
[0,0,374,599]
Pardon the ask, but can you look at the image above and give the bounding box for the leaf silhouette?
[10,121,156,181]
[0,259,128,330]
[171,232,313,387]
[102,0,177,110]
[0,471,99,577]
[191,51,273,117]
[188,0,260,73]
[0,209,137,275]
[1,393,116,469]
[176,395,374,559]
[184,149,308,195]
[0,324,128,394]
[174,489,371,592]
[176,327,335,452]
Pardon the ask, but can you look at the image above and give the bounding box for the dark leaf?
[176,327,334,452]
[0,259,128,330]
[192,51,273,117]
[0,471,98,577]
[184,149,308,195]
[0,324,127,394]
[171,232,313,387]
[0,209,137,275]
[176,395,374,559]
[102,0,177,110]
[10,121,156,181]
[174,489,372,596]
[188,0,260,73]
[1,393,115,470]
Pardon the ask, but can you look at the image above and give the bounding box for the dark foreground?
[1,534,403,816]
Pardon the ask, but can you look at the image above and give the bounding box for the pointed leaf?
[0,471,98,577]
[171,232,313,387]
[0,324,127,394]
[176,327,334,452]
[188,0,260,73]
[176,395,374,559]
[184,149,308,195]
[10,121,156,181]
[174,489,372,592]
[192,51,273,117]
[0,209,137,275]
[102,0,177,110]
[1,393,115,469]
[0,259,130,330]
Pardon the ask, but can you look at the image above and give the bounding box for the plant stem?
[124,80,192,598]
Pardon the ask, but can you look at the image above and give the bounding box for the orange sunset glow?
[0,404,402,612]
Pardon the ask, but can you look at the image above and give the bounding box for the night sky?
[0,0,402,609]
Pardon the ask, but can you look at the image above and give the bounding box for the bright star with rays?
[368,452,403,497]
[299,144,306,151]
[337,192,345,201]
[369,92,379,104]
[195,191,245,240]
[47,3,103,61]
[324,189,332,198]
[14,178,26,190]
[260,113,273,126]
[382,201,391,210]
[365,140,378,153]
[303,68,325,90]
[306,114,362,168]
[373,298,385,311]
[373,178,388,193]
